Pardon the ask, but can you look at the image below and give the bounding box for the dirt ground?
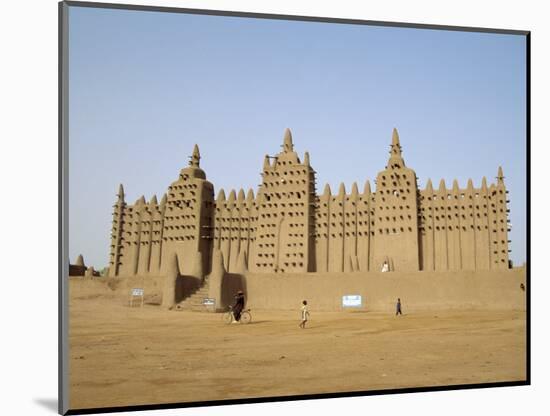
[69,292,526,410]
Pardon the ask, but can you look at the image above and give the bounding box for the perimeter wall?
[70,267,526,312]
[244,267,526,312]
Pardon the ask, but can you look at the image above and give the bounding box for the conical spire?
[246,189,255,203]
[237,189,246,203]
[467,178,474,191]
[117,184,125,202]
[338,182,346,197]
[323,183,332,197]
[481,177,488,191]
[438,179,447,193]
[136,195,146,205]
[75,254,85,267]
[363,180,371,195]
[351,182,359,196]
[452,179,460,193]
[388,128,405,169]
[392,127,400,146]
[283,128,293,152]
[304,151,310,167]
[497,166,505,185]
[216,188,226,203]
[228,189,237,204]
[189,144,201,167]
[160,193,167,208]
[426,179,433,193]
[149,195,158,205]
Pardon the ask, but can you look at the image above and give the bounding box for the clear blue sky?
[68,6,527,269]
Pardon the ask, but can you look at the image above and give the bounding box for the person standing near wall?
[396,298,402,316]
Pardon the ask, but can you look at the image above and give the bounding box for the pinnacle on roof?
[388,127,405,168]
[189,144,201,167]
[237,189,246,202]
[75,254,85,267]
[303,151,310,166]
[452,179,460,192]
[228,189,237,203]
[363,180,371,195]
[246,189,255,202]
[438,179,447,192]
[283,128,294,152]
[426,179,433,192]
[351,182,359,196]
[304,151,310,167]
[117,184,125,200]
[216,188,226,203]
[338,182,346,196]
[467,179,474,190]
[323,183,332,197]
[160,193,167,207]
[392,127,400,146]
[481,177,488,190]
[497,166,505,184]
[149,195,158,205]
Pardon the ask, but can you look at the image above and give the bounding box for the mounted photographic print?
[59,1,529,414]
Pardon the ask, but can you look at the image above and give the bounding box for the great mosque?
[107,128,511,280]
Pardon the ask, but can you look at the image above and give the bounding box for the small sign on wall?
[131,288,144,297]
[129,288,144,307]
[342,295,362,308]
[202,298,215,306]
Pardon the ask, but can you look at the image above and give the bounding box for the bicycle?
[222,305,252,324]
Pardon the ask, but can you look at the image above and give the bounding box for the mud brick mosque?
[108,128,511,279]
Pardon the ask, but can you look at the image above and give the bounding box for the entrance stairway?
[175,277,210,311]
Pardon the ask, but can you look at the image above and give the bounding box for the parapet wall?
[244,267,526,312]
[71,267,526,312]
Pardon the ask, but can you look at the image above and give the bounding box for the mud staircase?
[175,277,211,312]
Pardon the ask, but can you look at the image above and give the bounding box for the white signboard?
[131,288,144,297]
[342,295,362,308]
[129,288,144,307]
[202,298,215,306]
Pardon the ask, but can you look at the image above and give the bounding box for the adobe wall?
[243,267,526,312]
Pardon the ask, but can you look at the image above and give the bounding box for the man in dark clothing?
[396,298,402,316]
[232,290,245,322]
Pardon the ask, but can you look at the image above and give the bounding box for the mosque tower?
[250,128,317,273]
[160,144,215,276]
[372,128,420,271]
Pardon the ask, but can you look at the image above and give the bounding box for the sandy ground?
[69,293,526,410]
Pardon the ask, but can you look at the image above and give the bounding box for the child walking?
[299,300,310,329]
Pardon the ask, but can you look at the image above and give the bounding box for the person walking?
[299,300,310,329]
[395,298,402,316]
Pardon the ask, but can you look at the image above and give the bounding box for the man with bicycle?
[232,290,245,323]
